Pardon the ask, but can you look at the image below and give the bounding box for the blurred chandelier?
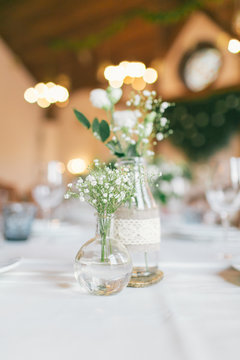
[104,61,158,90]
[24,82,69,108]
[228,1,240,54]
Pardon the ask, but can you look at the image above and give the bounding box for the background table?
[1,217,240,360]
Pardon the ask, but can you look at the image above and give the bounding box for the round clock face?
[181,46,222,92]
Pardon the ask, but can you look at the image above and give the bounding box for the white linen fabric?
[0,219,240,360]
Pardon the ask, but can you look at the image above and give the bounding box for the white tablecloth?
[0,219,240,360]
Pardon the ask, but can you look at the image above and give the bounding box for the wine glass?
[206,157,240,258]
[32,161,66,224]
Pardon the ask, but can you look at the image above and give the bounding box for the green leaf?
[99,120,110,142]
[106,140,125,157]
[126,144,138,157]
[161,173,174,182]
[92,118,100,135]
[73,109,91,129]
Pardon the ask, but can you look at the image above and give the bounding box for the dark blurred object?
[2,203,36,241]
[166,90,240,161]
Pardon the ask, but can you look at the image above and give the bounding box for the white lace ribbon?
[114,217,161,246]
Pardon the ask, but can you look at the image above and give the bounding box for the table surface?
[1,217,240,360]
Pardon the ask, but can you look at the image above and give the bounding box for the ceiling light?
[24,82,69,107]
[228,39,240,54]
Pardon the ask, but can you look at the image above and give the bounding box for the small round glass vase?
[74,214,132,296]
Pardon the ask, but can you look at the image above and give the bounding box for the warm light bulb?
[126,62,146,78]
[55,85,69,102]
[24,87,38,103]
[37,98,50,108]
[46,82,55,89]
[67,158,87,174]
[143,68,158,84]
[123,76,134,84]
[109,79,123,88]
[228,39,240,54]
[35,82,48,98]
[104,66,117,80]
[132,78,146,90]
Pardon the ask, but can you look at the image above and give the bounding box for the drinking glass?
[32,161,65,222]
[206,157,240,258]
[3,202,36,241]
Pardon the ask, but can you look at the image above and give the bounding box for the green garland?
[165,90,240,162]
[50,0,222,51]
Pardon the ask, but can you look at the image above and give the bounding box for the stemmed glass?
[32,161,65,225]
[206,157,240,258]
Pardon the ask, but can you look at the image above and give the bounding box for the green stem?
[100,216,112,262]
[107,108,124,153]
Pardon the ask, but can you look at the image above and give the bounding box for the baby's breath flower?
[134,110,142,118]
[143,90,151,97]
[134,94,141,106]
[67,183,73,188]
[64,160,135,216]
[146,150,155,156]
[160,117,168,127]
[160,102,170,111]
[156,132,164,141]
[145,103,152,110]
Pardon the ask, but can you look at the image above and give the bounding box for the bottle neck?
[118,157,156,209]
[96,213,114,241]
[118,156,147,183]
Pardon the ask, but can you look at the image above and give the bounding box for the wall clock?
[179,42,222,92]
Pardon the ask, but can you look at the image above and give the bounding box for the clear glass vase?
[114,157,162,287]
[74,214,132,295]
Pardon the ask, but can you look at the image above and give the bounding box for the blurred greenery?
[165,90,240,161]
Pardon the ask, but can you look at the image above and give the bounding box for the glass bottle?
[114,157,162,287]
[74,213,132,295]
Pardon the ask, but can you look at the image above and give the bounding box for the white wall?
[57,89,112,169]
[0,38,42,195]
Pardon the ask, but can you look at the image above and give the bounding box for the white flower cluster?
[87,85,173,158]
[90,87,122,110]
[65,160,135,215]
